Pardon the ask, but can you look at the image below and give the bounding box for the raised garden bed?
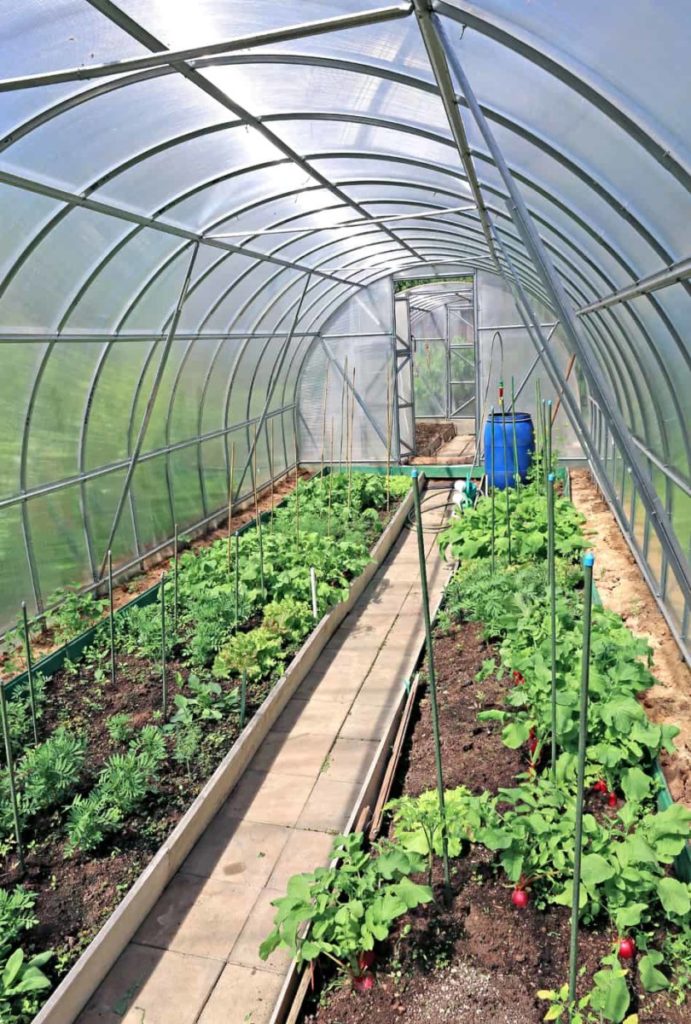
[0,471,412,1024]
[414,421,456,458]
[261,476,691,1024]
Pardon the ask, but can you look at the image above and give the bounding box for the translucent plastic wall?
[0,1,687,654]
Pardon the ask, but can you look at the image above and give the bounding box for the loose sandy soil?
[570,468,691,806]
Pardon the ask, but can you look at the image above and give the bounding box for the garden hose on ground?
[404,484,456,534]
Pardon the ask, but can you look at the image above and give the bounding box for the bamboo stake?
[339,356,348,473]
[293,424,300,548]
[227,440,236,573]
[320,364,330,493]
[239,670,247,730]
[386,366,393,514]
[0,679,24,873]
[268,418,275,534]
[107,549,116,687]
[347,366,356,519]
[234,531,240,631]
[568,553,595,1007]
[21,602,38,745]
[253,424,265,600]
[510,375,520,492]
[310,567,318,620]
[173,522,179,635]
[328,417,334,538]
[490,405,496,574]
[160,573,168,720]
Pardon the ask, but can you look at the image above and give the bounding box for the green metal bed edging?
[2,475,315,700]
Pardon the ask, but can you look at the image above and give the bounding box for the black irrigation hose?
[404,487,457,534]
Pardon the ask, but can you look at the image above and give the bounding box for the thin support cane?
[253,426,265,600]
[239,670,247,730]
[293,427,300,548]
[21,602,38,745]
[227,441,235,573]
[535,379,543,485]
[411,471,450,892]
[545,399,553,474]
[107,549,116,687]
[173,522,179,635]
[499,386,512,564]
[160,574,168,720]
[347,367,356,519]
[0,681,24,873]
[310,567,318,621]
[510,376,520,492]
[234,532,240,631]
[489,406,496,574]
[327,418,334,538]
[386,367,392,514]
[269,420,275,534]
[568,553,595,1008]
[547,473,558,776]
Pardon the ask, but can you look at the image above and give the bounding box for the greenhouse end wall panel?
[0,0,688,654]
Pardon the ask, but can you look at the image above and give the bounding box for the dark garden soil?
[0,489,404,996]
[0,650,273,972]
[304,619,688,1024]
[414,422,455,458]
[0,468,312,678]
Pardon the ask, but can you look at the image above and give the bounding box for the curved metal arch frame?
[2,4,687,630]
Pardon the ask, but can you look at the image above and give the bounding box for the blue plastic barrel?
[484,412,534,489]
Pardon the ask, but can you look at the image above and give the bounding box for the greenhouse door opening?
[407,279,477,429]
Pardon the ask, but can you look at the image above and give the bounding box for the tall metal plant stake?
[21,602,38,745]
[545,398,553,474]
[160,573,168,720]
[489,405,496,574]
[253,425,265,599]
[411,471,450,892]
[227,441,236,573]
[107,549,116,687]
[568,553,595,1007]
[0,679,24,873]
[547,472,558,776]
[510,376,520,493]
[499,383,512,563]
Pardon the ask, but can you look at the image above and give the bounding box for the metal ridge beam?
[0,4,413,92]
[578,256,691,314]
[412,0,499,268]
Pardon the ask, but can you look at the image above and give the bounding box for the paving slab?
[135,875,260,960]
[78,486,453,1024]
[76,945,223,1024]
[267,828,336,891]
[197,964,284,1024]
[228,888,292,974]
[181,818,290,886]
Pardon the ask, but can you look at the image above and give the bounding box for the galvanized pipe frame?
[0,4,415,92]
[433,24,690,606]
[85,0,428,268]
[2,60,684,346]
[577,256,691,314]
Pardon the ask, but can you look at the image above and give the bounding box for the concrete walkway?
[77,496,452,1024]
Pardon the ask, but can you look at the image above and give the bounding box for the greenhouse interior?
[0,2,690,1024]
